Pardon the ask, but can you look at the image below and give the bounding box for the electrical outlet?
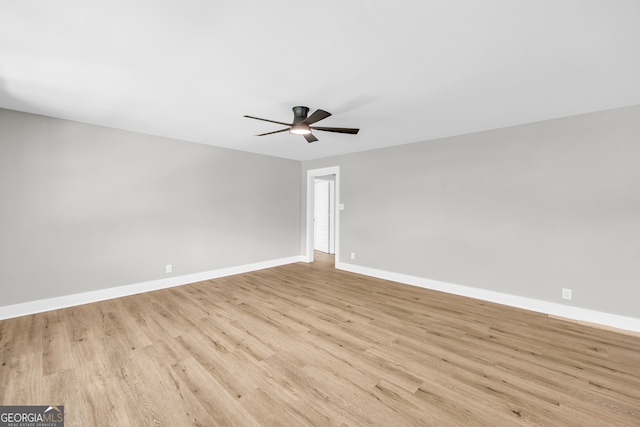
[166,264,172,274]
[562,288,572,300]
[350,252,356,260]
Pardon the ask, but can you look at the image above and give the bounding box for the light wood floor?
[1,252,639,426]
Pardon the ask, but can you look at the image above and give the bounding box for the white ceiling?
[1,1,639,161]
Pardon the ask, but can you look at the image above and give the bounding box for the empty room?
[1,1,639,426]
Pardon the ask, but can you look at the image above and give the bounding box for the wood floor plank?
[1,251,639,426]
[172,356,261,427]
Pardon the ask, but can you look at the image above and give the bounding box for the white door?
[327,179,335,254]
[314,179,330,253]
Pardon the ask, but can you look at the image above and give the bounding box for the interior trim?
[337,261,640,334]
[0,256,304,320]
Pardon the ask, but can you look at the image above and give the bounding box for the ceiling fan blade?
[243,115,291,126]
[256,128,290,136]
[310,126,360,134]
[303,109,331,125]
[304,133,318,143]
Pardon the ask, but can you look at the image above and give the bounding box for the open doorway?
[306,166,340,265]
[314,176,335,254]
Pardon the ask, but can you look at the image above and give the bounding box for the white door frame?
[313,178,330,253]
[328,178,336,254]
[306,166,340,264]
[314,177,336,254]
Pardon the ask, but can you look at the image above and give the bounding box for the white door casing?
[313,177,336,254]
[314,179,330,253]
[306,166,340,264]
[328,179,335,254]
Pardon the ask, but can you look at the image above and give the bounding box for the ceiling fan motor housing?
[292,106,309,123]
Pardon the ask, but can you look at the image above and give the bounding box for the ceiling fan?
[244,106,359,143]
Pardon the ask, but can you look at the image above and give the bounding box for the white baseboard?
[0,256,304,320]
[5,256,637,334]
[336,261,640,334]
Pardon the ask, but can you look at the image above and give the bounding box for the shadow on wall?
[0,75,36,113]
[0,72,68,117]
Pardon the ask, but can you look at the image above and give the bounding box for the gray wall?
[3,105,639,319]
[303,105,640,318]
[0,108,300,306]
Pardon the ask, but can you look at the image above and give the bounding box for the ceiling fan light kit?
[289,123,311,135]
[244,106,359,143]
